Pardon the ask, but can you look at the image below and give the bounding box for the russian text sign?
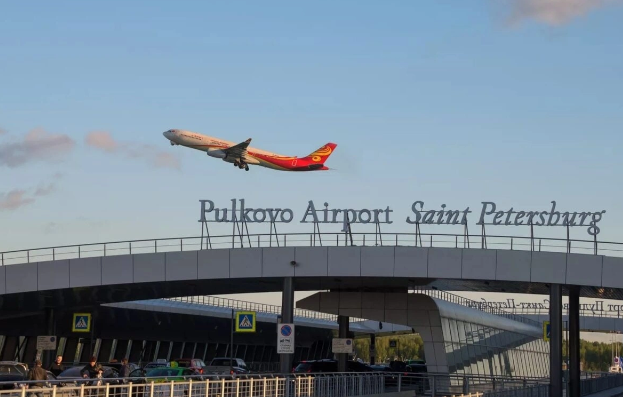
[277,323,295,354]
[36,336,57,351]
[332,338,353,354]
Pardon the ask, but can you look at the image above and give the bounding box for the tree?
[352,334,424,363]
[563,339,614,371]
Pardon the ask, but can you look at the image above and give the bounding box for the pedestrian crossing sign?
[235,311,256,333]
[543,321,550,341]
[72,313,91,333]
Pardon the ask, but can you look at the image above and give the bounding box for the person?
[119,358,131,397]
[119,358,130,379]
[49,355,64,377]
[81,356,103,385]
[27,360,47,397]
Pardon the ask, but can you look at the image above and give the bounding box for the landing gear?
[234,160,249,171]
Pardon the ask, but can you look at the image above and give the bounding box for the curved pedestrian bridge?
[1,232,623,311]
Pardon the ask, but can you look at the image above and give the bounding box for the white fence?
[0,374,385,397]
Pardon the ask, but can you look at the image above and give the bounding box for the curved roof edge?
[430,296,543,338]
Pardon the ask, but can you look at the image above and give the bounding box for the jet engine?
[206,149,226,159]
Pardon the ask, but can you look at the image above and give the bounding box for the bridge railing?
[412,287,542,327]
[3,232,623,267]
[579,372,623,396]
[0,371,552,397]
[0,374,377,397]
[166,295,367,323]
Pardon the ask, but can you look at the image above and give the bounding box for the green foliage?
[352,335,617,370]
[563,339,619,372]
[353,334,424,363]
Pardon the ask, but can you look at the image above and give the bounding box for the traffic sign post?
[72,313,91,333]
[277,323,295,354]
[543,321,551,341]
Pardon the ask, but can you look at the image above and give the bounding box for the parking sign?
[277,323,295,354]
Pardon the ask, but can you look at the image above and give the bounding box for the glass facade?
[441,317,549,378]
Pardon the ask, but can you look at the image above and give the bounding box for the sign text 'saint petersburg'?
[199,199,606,236]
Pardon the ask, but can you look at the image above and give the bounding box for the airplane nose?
[163,130,171,139]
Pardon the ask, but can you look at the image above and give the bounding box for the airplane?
[163,129,337,172]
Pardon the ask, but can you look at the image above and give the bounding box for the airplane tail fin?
[302,143,337,166]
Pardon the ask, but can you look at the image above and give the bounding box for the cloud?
[0,128,76,168]
[85,131,117,152]
[0,190,35,210]
[0,174,62,211]
[35,182,57,197]
[505,0,621,25]
[0,127,6,135]
[85,131,180,169]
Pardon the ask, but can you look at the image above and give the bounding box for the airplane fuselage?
[163,129,336,172]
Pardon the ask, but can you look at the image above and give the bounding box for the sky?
[2,1,623,341]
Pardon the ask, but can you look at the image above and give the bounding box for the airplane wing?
[223,138,252,159]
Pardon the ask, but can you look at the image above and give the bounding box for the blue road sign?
[280,324,292,337]
[543,321,550,341]
[235,311,256,332]
[73,313,91,333]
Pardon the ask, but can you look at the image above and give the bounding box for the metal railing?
[412,288,542,327]
[165,296,367,323]
[580,372,623,396]
[0,372,549,397]
[3,368,620,397]
[2,231,623,267]
[482,384,549,397]
[4,371,621,397]
[0,373,384,397]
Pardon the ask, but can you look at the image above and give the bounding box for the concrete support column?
[279,277,294,374]
[370,333,376,365]
[338,315,349,372]
[550,284,563,397]
[568,285,581,397]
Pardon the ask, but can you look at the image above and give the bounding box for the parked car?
[55,365,120,386]
[0,361,29,390]
[205,358,249,375]
[293,359,373,373]
[170,358,207,375]
[103,361,140,376]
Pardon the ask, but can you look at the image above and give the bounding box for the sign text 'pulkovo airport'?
[199,199,606,236]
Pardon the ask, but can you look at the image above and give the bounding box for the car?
[170,358,207,375]
[205,358,249,375]
[55,365,120,386]
[0,361,29,390]
[103,361,140,375]
[293,359,373,373]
